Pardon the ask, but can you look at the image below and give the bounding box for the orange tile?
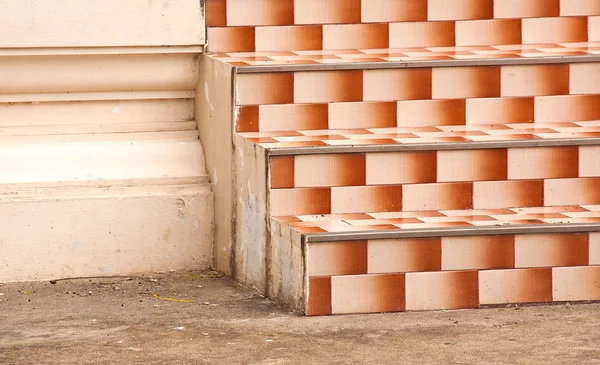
[455,19,522,46]
[295,0,361,24]
[322,24,389,50]
[466,97,534,125]
[534,95,600,123]
[515,233,589,268]
[368,238,442,274]
[570,63,600,95]
[294,154,366,187]
[432,67,501,99]
[362,0,428,22]
[206,27,255,53]
[205,0,227,27]
[258,104,328,132]
[269,188,331,216]
[508,147,579,179]
[495,0,560,18]
[473,180,544,209]
[308,241,368,276]
[364,69,432,101]
[437,149,508,182]
[442,235,515,271]
[405,271,479,311]
[544,178,600,206]
[561,0,600,16]
[331,274,406,314]
[479,268,553,305]
[403,183,473,211]
[590,233,600,265]
[294,71,363,103]
[307,277,332,316]
[501,64,570,97]
[329,102,396,129]
[366,151,437,185]
[398,99,466,127]
[522,17,589,44]
[553,266,600,301]
[389,21,455,48]
[270,156,295,188]
[236,73,294,105]
[255,25,322,52]
[235,106,259,133]
[591,16,600,42]
[580,146,600,177]
[331,186,401,214]
[226,0,293,26]
[428,0,494,20]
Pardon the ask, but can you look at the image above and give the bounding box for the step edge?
[304,223,600,243]
[0,45,204,57]
[267,137,600,156]
[0,90,196,103]
[234,54,600,74]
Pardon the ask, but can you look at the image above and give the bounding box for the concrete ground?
[1,270,599,365]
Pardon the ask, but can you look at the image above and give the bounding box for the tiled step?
[268,206,600,315]
[206,0,600,53]
[215,42,600,69]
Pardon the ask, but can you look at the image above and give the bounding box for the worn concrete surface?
[1,270,599,365]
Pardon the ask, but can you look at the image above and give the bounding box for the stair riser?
[305,232,600,315]
[235,63,600,134]
[268,147,600,216]
[207,0,600,53]
[0,0,203,48]
[0,190,213,283]
[0,98,194,129]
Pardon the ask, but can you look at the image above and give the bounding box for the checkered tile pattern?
[205,0,600,53]
[268,146,600,215]
[214,42,600,67]
[303,227,600,315]
[241,121,600,149]
[273,205,600,234]
[307,264,600,315]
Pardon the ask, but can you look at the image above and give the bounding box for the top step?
[206,0,600,53]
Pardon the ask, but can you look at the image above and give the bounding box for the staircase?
[201,0,600,315]
[0,0,213,282]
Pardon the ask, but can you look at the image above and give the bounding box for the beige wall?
[0,0,213,282]
[0,0,204,48]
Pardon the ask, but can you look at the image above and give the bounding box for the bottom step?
[307,266,600,316]
[269,210,600,316]
[0,183,214,283]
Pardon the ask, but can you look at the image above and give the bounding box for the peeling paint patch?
[237,147,244,167]
[178,210,186,225]
[71,241,84,249]
[204,82,215,112]
[193,215,200,230]
[213,167,219,185]
[99,267,113,272]
[112,106,121,114]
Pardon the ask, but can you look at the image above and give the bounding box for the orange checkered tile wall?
[205,0,600,53]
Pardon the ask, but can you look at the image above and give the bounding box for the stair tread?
[241,121,600,154]
[213,42,600,71]
[273,205,600,240]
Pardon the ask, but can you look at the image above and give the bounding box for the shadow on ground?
[1,270,599,365]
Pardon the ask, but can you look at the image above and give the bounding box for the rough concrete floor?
[1,270,599,365]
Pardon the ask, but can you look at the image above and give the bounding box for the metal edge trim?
[266,137,600,156]
[234,54,600,74]
[303,223,600,243]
